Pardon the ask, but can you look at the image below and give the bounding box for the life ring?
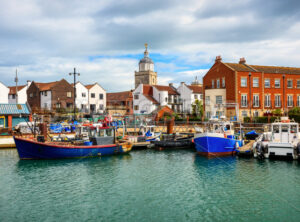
[224,133,227,138]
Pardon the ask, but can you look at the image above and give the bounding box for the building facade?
[27,79,74,111]
[133,84,181,114]
[134,44,157,88]
[203,56,300,120]
[85,83,106,114]
[106,91,133,116]
[8,81,32,104]
[73,82,89,113]
[0,82,9,104]
[177,82,203,114]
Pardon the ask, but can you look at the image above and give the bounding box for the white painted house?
[73,82,89,112]
[86,83,106,114]
[8,81,32,104]
[133,84,181,114]
[177,82,203,114]
[0,82,9,103]
[133,84,159,114]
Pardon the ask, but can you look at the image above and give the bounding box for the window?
[194,95,198,99]
[134,94,139,100]
[253,78,259,87]
[134,105,139,111]
[287,95,293,107]
[275,95,281,107]
[241,94,247,107]
[165,97,168,102]
[30,93,33,98]
[222,77,225,87]
[12,94,16,99]
[44,91,47,96]
[99,94,103,100]
[205,96,210,105]
[297,80,300,88]
[253,95,259,107]
[67,92,72,98]
[212,80,214,88]
[216,96,222,104]
[241,77,247,87]
[287,80,293,88]
[253,111,259,117]
[275,79,280,88]
[82,93,86,97]
[242,111,248,117]
[265,95,271,107]
[264,79,270,88]
[297,95,300,106]
[216,79,220,88]
[56,103,61,108]
[91,93,95,98]
[206,111,211,119]
[200,94,203,100]
[99,104,104,110]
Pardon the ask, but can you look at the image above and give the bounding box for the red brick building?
[203,56,300,120]
[106,91,133,116]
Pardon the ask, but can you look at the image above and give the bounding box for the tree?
[272,108,282,116]
[192,99,203,118]
[288,107,300,116]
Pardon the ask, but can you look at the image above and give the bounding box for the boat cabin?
[88,126,115,145]
[271,120,299,143]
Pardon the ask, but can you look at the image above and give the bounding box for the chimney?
[169,83,174,87]
[27,80,32,87]
[180,82,185,85]
[215,55,222,63]
[239,57,246,64]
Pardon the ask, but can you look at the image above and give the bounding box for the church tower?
[134,43,157,88]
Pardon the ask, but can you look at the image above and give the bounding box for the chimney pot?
[239,57,246,64]
[215,55,222,62]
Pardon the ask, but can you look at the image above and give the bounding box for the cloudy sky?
[1,0,300,92]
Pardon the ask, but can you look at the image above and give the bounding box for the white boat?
[253,117,300,160]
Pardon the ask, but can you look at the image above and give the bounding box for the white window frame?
[242,111,248,117]
[253,95,259,107]
[275,95,281,107]
[275,79,280,88]
[241,77,247,87]
[297,95,300,106]
[264,95,271,107]
[241,94,247,107]
[216,96,222,105]
[212,80,214,88]
[287,79,293,88]
[264,79,270,88]
[222,77,225,88]
[216,79,220,88]
[205,96,210,105]
[297,80,300,88]
[253,78,259,87]
[287,95,293,107]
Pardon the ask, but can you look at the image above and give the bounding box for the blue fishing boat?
[193,118,242,157]
[14,126,132,160]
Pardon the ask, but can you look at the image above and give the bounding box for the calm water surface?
[1,148,300,222]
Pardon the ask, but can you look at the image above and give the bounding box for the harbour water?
[1,149,300,222]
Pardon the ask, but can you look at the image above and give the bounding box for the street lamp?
[69,68,80,121]
[248,72,252,121]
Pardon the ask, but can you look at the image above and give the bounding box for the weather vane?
[145,43,148,50]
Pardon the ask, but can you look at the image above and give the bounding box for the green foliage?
[243,116,277,123]
[272,108,282,116]
[288,107,300,115]
[192,99,203,118]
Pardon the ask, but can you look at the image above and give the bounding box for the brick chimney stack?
[239,57,246,64]
[215,55,222,63]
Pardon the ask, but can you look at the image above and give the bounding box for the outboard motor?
[297,142,300,156]
[256,142,264,160]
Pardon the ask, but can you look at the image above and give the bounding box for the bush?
[289,115,300,123]
[243,116,278,123]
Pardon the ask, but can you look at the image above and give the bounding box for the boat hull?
[14,137,126,160]
[194,134,237,157]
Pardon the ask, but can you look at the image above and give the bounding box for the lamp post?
[69,68,80,121]
[283,74,286,116]
[248,72,252,121]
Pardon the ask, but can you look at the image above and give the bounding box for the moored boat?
[151,134,194,149]
[193,117,242,157]
[14,125,132,160]
[253,117,300,160]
